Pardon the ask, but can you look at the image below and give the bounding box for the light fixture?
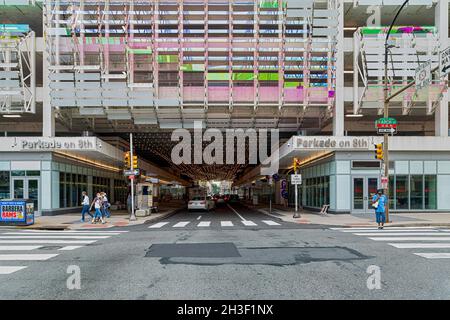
[343,27,358,31]
[2,114,22,118]
[345,113,364,118]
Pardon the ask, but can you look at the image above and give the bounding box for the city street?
[1,204,450,300]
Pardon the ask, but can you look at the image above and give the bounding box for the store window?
[425,175,437,210]
[395,175,409,210]
[0,171,10,199]
[410,175,423,210]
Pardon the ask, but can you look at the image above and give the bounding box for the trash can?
[0,199,35,226]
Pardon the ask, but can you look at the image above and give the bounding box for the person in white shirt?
[90,193,104,224]
[80,191,93,222]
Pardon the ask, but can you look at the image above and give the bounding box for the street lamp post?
[383,0,410,223]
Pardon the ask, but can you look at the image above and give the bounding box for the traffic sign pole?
[129,133,136,222]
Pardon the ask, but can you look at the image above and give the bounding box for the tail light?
[188,201,193,205]
[200,201,206,204]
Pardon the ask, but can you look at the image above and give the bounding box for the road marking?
[0,236,110,239]
[331,227,438,232]
[19,230,129,233]
[173,221,190,228]
[0,246,42,251]
[262,220,281,226]
[369,237,450,241]
[226,204,246,221]
[413,253,450,259]
[198,221,211,227]
[354,232,450,236]
[0,266,27,274]
[0,254,59,261]
[58,246,84,251]
[197,216,202,220]
[0,240,97,244]
[241,220,257,226]
[221,221,233,227]
[388,243,450,249]
[148,222,169,229]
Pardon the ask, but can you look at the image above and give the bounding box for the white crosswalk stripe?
[221,221,233,227]
[0,229,125,275]
[332,227,450,260]
[262,220,281,226]
[173,221,190,228]
[197,221,211,227]
[148,222,169,229]
[241,220,257,226]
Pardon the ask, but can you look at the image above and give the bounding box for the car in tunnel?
[188,196,215,212]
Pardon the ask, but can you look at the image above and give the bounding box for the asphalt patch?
[145,242,241,258]
[153,246,371,266]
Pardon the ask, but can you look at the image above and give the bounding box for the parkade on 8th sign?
[295,137,372,149]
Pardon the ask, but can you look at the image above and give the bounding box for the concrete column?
[333,0,345,136]
[435,0,449,137]
[42,4,55,137]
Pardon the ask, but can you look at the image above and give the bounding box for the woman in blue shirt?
[372,189,387,230]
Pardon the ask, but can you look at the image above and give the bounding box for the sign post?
[129,133,136,221]
[291,173,302,218]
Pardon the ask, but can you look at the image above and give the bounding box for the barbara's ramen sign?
[295,137,374,150]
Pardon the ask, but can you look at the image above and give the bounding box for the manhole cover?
[145,242,241,258]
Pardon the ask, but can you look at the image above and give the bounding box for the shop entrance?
[12,177,40,214]
[351,176,379,214]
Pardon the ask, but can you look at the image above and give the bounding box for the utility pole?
[383,0,410,223]
[129,133,136,221]
[293,158,300,218]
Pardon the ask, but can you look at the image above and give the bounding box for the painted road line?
[0,246,42,251]
[198,221,211,227]
[0,236,110,239]
[58,246,84,251]
[414,253,450,259]
[226,204,246,221]
[221,221,234,227]
[354,232,450,236]
[388,243,450,249]
[262,220,281,226]
[197,216,202,220]
[331,227,439,232]
[173,221,190,228]
[241,220,257,226]
[148,222,170,229]
[0,254,59,261]
[0,240,97,244]
[0,266,27,274]
[369,237,450,241]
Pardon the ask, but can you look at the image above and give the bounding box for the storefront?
[0,137,126,216]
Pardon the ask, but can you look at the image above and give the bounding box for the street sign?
[440,46,450,77]
[291,174,302,185]
[128,175,135,180]
[124,169,139,176]
[415,60,432,91]
[381,176,388,189]
[376,117,397,135]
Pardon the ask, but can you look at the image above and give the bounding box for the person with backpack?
[372,189,387,230]
[102,192,111,219]
[90,192,104,224]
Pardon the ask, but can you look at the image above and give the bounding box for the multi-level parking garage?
[0,0,450,215]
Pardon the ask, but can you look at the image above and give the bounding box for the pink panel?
[207,87,230,102]
[159,87,179,99]
[208,42,230,49]
[157,43,179,49]
[233,87,254,102]
[183,42,205,48]
[184,87,205,102]
[259,86,279,102]
[284,88,303,102]
[308,87,328,103]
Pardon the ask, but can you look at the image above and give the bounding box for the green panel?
[207,73,231,81]
[157,55,178,63]
[284,81,301,88]
[127,47,152,54]
[181,64,205,72]
[259,0,286,9]
[258,73,279,81]
[232,73,255,81]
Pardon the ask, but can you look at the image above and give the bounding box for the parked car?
[228,194,240,204]
[188,196,215,211]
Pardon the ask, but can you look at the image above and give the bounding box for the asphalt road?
[1,203,450,299]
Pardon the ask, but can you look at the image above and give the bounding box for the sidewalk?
[2,203,186,230]
[244,202,450,227]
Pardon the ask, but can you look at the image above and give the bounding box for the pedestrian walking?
[102,192,111,218]
[90,192,104,224]
[372,189,387,229]
[80,191,93,222]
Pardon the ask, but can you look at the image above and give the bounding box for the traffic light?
[132,156,138,169]
[124,151,130,167]
[293,157,300,172]
[374,143,383,160]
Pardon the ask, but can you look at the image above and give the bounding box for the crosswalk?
[331,226,450,260]
[148,219,282,229]
[0,229,127,275]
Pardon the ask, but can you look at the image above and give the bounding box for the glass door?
[12,178,25,199]
[352,176,379,214]
[11,178,40,214]
[27,179,39,214]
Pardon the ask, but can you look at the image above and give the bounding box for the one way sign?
[440,47,450,78]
